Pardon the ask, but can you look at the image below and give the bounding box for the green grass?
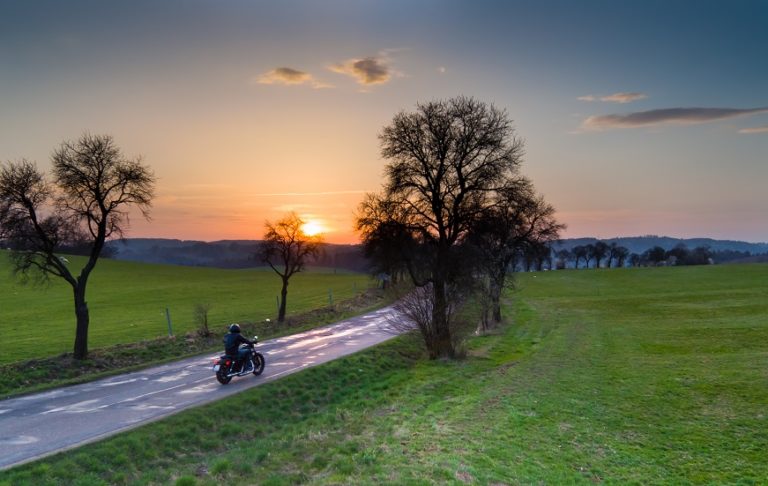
[0,252,372,364]
[0,287,385,398]
[2,264,767,484]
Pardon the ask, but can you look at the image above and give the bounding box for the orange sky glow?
[3,1,767,244]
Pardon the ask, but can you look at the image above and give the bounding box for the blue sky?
[1,0,767,242]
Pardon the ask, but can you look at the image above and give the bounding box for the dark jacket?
[223,333,253,356]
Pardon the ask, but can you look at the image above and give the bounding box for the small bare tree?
[257,212,322,322]
[0,134,155,359]
[389,284,468,347]
[193,303,213,337]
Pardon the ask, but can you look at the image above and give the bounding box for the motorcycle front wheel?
[251,353,265,376]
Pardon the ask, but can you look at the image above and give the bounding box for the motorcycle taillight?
[225,359,231,366]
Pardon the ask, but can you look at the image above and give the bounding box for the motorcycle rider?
[223,323,254,371]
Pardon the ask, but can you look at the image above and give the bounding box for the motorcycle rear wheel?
[216,369,232,384]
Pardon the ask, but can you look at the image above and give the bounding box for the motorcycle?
[213,336,265,384]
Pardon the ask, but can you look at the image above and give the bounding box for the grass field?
[2,263,767,485]
[0,252,372,364]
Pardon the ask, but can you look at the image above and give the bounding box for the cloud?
[578,92,647,103]
[739,125,768,134]
[257,67,310,84]
[600,92,647,104]
[255,67,331,88]
[582,107,768,130]
[329,56,391,85]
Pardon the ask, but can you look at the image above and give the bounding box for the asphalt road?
[0,305,403,471]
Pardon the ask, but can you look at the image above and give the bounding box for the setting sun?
[301,220,325,237]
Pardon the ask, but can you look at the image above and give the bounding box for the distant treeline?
[9,237,760,272]
[549,241,768,270]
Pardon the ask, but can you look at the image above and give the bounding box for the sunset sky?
[2,0,767,243]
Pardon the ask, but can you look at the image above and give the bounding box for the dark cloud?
[583,107,768,130]
[329,56,391,85]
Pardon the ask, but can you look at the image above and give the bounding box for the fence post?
[328,288,333,306]
[165,307,173,337]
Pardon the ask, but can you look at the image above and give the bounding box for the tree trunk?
[429,279,454,359]
[278,277,289,322]
[480,305,490,332]
[492,299,502,323]
[73,284,89,360]
[490,280,503,323]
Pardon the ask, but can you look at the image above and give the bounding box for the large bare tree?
[357,96,525,358]
[0,134,155,359]
[257,212,322,322]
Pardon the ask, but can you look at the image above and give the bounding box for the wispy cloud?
[739,125,768,134]
[255,67,331,88]
[579,92,648,103]
[582,107,768,130]
[329,56,391,86]
[601,92,647,103]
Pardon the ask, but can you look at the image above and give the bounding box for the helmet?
[229,323,241,333]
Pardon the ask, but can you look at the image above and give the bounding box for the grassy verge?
[0,288,387,399]
[2,264,766,484]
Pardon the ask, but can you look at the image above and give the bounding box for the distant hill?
[106,236,768,270]
[553,236,768,255]
[107,238,369,272]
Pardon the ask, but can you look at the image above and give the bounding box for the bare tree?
[389,282,478,354]
[357,96,524,358]
[644,246,667,266]
[467,179,563,327]
[591,241,609,269]
[193,303,213,337]
[355,193,414,287]
[0,134,155,359]
[572,245,588,269]
[257,212,322,322]
[606,243,630,268]
[523,240,554,271]
[606,242,618,268]
[555,248,572,269]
